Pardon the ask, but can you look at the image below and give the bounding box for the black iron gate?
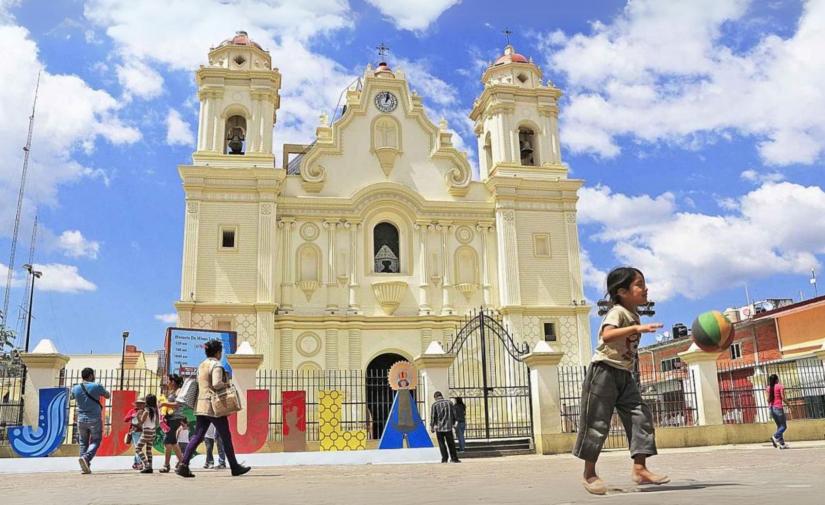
[447,308,533,441]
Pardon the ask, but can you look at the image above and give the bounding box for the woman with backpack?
[176,339,250,478]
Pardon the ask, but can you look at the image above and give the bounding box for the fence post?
[227,342,264,434]
[522,341,565,454]
[678,343,723,426]
[20,339,69,428]
[413,341,455,426]
[815,342,825,374]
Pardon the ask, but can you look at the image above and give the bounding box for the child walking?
[573,267,670,495]
[767,374,788,449]
[135,394,158,474]
[123,397,146,470]
[177,418,191,455]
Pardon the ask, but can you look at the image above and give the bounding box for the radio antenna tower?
[2,72,40,330]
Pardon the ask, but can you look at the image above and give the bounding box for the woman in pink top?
[766,374,787,449]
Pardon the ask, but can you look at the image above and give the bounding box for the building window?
[214,319,232,331]
[220,226,237,250]
[543,322,556,342]
[373,222,400,273]
[533,234,551,257]
[660,357,681,372]
[518,127,536,166]
[730,342,742,360]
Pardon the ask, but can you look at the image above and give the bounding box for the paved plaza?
[2,442,824,505]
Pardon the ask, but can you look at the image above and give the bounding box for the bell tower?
[194,31,281,166]
[470,44,563,179]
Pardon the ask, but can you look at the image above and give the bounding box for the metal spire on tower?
[2,72,40,330]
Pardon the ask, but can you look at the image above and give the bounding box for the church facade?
[174,31,592,372]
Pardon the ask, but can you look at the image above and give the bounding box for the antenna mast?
[2,72,40,330]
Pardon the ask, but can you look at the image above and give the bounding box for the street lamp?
[120,331,129,390]
[22,264,42,353]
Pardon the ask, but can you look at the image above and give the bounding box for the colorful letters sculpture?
[228,389,269,453]
[8,387,69,457]
[282,391,307,452]
[319,390,367,451]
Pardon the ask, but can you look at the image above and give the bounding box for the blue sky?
[1,0,823,355]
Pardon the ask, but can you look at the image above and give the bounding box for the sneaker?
[203,462,213,469]
[176,464,195,478]
[131,463,141,470]
[159,465,171,473]
[780,442,789,449]
[770,436,778,448]
[140,468,153,474]
[451,459,461,463]
[78,457,91,475]
[215,463,227,470]
[771,436,781,449]
[231,465,251,477]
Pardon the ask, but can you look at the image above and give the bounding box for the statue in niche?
[375,118,398,149]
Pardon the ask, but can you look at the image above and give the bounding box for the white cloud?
[57,230,100,259]
[579,182,825,300]
[541,0,825,165]
[365,0,461,31]
[154,313,177,324]
[740,168,785,184]
[580,249,607,294]
[165,108,194,146]
[32,263,97,293]
[0,23,140,235]
[0,263,25,289]
[83,0,356,160]
[116,59,164,99]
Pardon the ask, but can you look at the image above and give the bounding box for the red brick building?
[639,295,825,373]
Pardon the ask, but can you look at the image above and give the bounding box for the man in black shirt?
[429,391,460,463]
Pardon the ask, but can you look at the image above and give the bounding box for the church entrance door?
[447,309,533,442]
[366,353,407,440]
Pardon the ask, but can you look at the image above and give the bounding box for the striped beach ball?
[691,310,735,352]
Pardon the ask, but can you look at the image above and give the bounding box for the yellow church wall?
[196,201,259,303]
[515,210,571,306]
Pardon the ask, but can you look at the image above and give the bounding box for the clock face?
[374,91,398,113]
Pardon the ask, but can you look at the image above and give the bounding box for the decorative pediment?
[297,71,474,197]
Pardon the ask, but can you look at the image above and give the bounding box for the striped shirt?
[430,398,455,432]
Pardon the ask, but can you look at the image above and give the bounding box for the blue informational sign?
[165,327,237,378]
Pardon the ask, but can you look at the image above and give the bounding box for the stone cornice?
[21,353,70,369]
[413,353,456,369]
[470,81,562,121]
[499,305,592,316]
[226,353,264,369]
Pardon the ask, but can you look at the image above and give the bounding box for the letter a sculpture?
[378,361,433,449]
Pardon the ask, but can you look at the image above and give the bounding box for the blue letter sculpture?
[8,387,69,457]
[379,361,432,449]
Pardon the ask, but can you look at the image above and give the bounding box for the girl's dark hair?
[606,267,644,303]
[454,397,465,406]
[204,339,223,357]
[168,374,183,388]
[768,374,779,405]
[145,394,158,421]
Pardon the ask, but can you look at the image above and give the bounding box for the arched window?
[225,115,247,155]
[518,127,536,166]
[484,132,493,174]
[373,222,400,273]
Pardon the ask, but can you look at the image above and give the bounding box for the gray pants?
[572,362,657,462]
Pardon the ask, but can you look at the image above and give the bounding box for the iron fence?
[0,369,25,444]
[717,357,825,424]
[559,364,698,449]
[59,368,163,444]
[256,369,424,443]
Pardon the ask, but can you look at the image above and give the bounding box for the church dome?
[374,61,395,78]
[493,44,528,65]
[218,30,263,50]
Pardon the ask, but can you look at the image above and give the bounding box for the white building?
[174,32,592,372]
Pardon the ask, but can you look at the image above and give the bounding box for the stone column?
[495,209,521,307]
[346,222,360,314]
[279,328,294,370]
[325,329,339,369]
[181,200,200,303]
[416,223,431,315]
[414,341,455,425]
[348,329,362,369]
[324,220,339,313]
[196,93,208,151]
[439,224,454,315]
[227,342,264,434]
[523,341,565,454]
[679,343,724,426]
[477,224,493,308]
[20,339,69,428]
[278,219,295,313]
